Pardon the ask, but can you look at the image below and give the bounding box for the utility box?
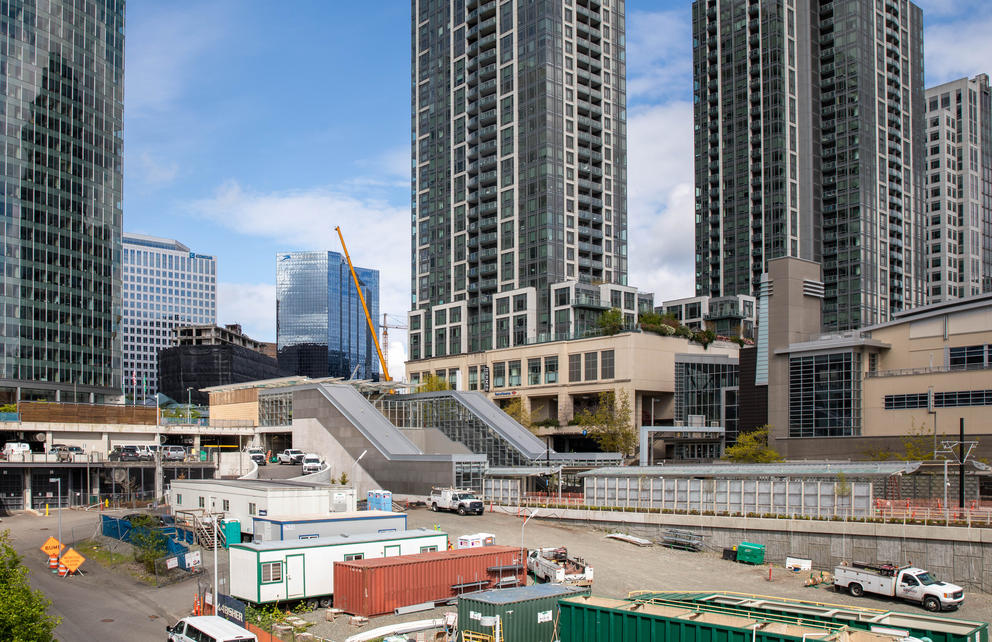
[458,584,589,642]
[736,542,765,565]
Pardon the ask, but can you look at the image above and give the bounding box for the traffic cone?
[57,561,68,577]
[48,556,58,572]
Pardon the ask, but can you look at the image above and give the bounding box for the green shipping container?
[736,541,765,564]
[222,520,240,548]
[458,584,589,642]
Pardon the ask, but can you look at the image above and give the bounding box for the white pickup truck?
[834,562,964,612]
[429,488,484,515]
[527,547,594,586]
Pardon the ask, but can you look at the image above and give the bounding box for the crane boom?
[334,226,391,382]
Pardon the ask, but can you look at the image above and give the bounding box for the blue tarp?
[101,515,189,556]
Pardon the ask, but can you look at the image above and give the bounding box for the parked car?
[246,447,266,466]
[167,615,256,642]
[162,445,187,461]
[48,443,67,454]
[3,442,31,460]
[65,445,85,456]
[429,487,484,515]
[108,445,140,462]
[834,562,964,612]
[301,454,324,474]
[277,448,305,465]
[50,445,72,462]
[134,445,154,461]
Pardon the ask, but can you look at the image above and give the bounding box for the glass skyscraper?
[692,0,926,331]
[122,234,217,401]
[408,0,628,360]
[0,1,125,403]
[276,251,380,381]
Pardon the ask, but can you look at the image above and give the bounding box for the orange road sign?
[59,548,85,573]
[40,536,63,557]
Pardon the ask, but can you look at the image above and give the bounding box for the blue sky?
[124,0,992,378]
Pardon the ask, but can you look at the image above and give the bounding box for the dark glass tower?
[408,0,628,359]
[692,0,925,330]
[0,0,125,402]
[276,252,380,380]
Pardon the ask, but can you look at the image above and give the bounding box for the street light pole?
[186,387,193,424]
[520,508,539,571]
[211,496,218,613]
[49,477,62,564]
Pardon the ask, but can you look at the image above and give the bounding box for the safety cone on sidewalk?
[48,556,58,572]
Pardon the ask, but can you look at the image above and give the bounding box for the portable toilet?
[222,520,241,548]
[366,490,376,510]
[381,490,393,512]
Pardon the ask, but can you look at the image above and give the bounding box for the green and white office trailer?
[228,528,448,606]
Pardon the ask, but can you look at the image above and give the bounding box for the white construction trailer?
[167,479,357,537]
[251,511,407,541]
[228,528,448,605]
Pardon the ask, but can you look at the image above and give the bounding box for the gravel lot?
[301,507,991,640]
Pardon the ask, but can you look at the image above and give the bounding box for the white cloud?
[626,100,696,303]
[218,282,276,343]
[924,15,992,85]
[191,181,412,378]
[133,151,180,185]
[125,4,228,117]
[626,9,692,101]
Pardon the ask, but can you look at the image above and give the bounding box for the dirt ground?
[301,508,992,640]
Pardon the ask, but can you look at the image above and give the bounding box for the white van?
[2,442,30,460]
[166,615,256,642]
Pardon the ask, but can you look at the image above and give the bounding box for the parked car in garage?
[108,445,140,462]
[162,445,187,461]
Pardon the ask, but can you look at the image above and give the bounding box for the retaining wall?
[493,505,992,593]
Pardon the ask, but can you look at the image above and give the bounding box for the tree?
[129,515,167,573]
[0,530,60,641]
[502,397,533,431]
[723,426,782,463]
[417,374,451,392]
[596,308,624,336]
[574,390,636,456]
[897,419,936,461]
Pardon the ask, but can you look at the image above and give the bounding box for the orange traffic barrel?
[48,556,58,570]
[57,561,68,577]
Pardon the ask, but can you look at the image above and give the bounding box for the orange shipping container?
[333,545,526,617]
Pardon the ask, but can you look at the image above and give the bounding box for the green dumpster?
[199,450,207,462]
[736,542,765,565]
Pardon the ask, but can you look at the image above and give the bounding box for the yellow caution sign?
[59,548,85,573]
[40,536,63,558]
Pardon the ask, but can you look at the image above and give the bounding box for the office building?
[158,324,287,406]
[123,234,217,400]
[408,0,628,359]
[923,74,992,302]
[276,251,379,380]
[692,0,926,331]
[0,0,125,403]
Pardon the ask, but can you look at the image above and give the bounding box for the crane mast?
[334,226,391,382]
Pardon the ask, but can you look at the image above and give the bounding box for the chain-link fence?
[152,546,205,587]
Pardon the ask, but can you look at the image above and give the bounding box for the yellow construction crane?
[381,313,408,368]
[334,226,391,382]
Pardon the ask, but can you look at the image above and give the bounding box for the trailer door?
[286,554,305,598]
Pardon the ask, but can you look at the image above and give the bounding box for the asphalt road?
[256,463,303,479]
[3,510,206,642]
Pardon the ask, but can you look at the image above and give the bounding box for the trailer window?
[261,562,282,583]
[222,499,230,511]
[420,546,438,553]
[198,496,205,508]
[175,494,182,505]
[344,553,364,561]
[248,503,256,516]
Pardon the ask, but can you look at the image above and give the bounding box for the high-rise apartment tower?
[692,0,925,330]
[408,0,628,359]
[0,1,125,402]
[123,234,217,401]
[923,74,992,301]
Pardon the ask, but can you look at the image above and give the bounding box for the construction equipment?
[335,226,391,382]
[381,313,407,369]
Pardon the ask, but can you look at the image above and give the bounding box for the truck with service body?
[834,561,964,612]
[277,449,305,465]
[527,547,594,586]
[429,487,484,515]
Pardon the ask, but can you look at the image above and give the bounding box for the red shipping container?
[333,545,526,617]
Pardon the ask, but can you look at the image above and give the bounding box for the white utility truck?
[429,487,484,515]
[527,547,594,586]
[833,561,964,612]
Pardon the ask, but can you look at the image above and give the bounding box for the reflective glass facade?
[123,234,216,400]
[674,355,739,443]
[0,0,125,401]
[409,0,628,358]
[276,251,379,380]
[788,351,861,437]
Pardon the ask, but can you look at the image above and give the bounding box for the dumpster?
[736,542,765,565]
[198,450,207,462]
